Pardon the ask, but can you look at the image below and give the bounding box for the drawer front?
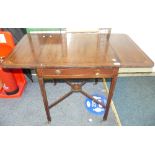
[41,68,116,79]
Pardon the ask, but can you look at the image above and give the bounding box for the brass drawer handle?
[95,72,100,76]
[55,69,61,75]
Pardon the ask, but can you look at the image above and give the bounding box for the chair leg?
[53,79,57,85]
[94,78,98,85]
[23,69,33,82]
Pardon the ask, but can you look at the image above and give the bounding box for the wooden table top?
[2,32,154,69]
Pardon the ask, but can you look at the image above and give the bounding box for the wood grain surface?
[2,33,154,69]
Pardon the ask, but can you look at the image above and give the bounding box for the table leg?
[38,77,51,122]
[103,74,118,120]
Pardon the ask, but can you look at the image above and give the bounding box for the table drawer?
[41,68,115,78]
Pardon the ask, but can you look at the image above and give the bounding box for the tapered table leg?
[38,76,51,122]
[103,74,118,120]
[103,67,119,120]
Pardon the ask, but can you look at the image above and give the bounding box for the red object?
[0,68,19,95]
[0,31,14,57]
[0,31,26,98]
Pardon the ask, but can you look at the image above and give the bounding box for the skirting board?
[118,68,155,77]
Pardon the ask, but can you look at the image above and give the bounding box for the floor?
[0,78,117,126]
[1,75,154,126]
[108,76,155,126]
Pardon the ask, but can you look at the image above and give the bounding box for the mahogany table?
[2,32,154,122]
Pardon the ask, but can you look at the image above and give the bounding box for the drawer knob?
[95,72,100,76]
[55,69,61,75]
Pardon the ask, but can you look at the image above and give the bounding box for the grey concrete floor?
[0,78,117,126]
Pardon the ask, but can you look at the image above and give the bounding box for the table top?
[2,32,154,69]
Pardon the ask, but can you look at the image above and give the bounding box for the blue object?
[84,94,107,115]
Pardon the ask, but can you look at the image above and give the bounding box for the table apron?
[36,67,119,79]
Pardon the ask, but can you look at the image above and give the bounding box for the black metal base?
[5,87,19,95]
